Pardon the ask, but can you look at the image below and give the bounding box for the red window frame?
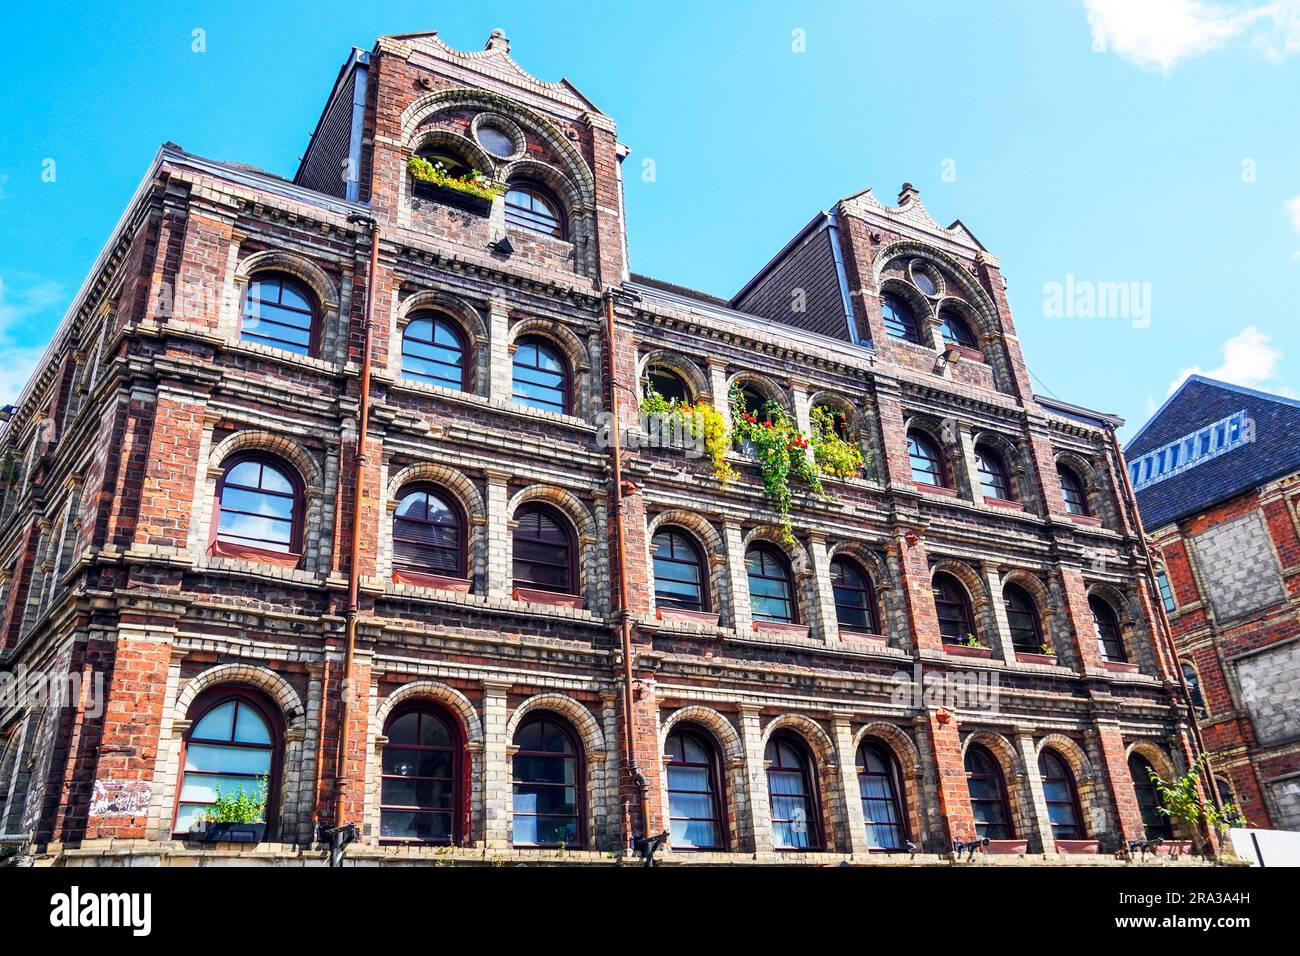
[746,543,798,624]
[172,686,283,838]
[511,714,585,848]
[511,336,570,415]
[975,444,1011,500]
[965,743,1013,840]
[239,272,318,357]
[401,312,469,391]
[830,556,879,633]
[857,739,909,851]
[213,453,304,558]
[932,572,976,645]
[882,295,922,344]
[392,483,465,578]
[1089,596,1127,662]
[1058,466,1090,516]
[505,181,566,238]
[1038,748,1086,840]
[1128,753,1173,839]
[907,430,947,487]
[379,702,467,846]
[765,732,822,850]
[1003,583,1044,653]
[512,504,578,596]
[652,528,709,612]
[664,726,727,851]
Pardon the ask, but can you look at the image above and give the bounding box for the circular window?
[909,260,943,298]
[477,124,515,158]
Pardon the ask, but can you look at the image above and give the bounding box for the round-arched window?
[857,740,907,850]
[512,715,582,847]
[907,430,947,487]
[652,528,708,612]
[512,337,569,415]
[1004,583,1044,654]
[505,182,564,237]
[401,313,467,391]
[512,505,577,595]
[393,485,463,578]
[241,273,317,356]
[1039,749,1085,841]
[380,705,462,844]
[765,733,819,850]
[665,728,725,850]
[882,295,922,344]
[932,572,975,645]
[965,744,1012,840]
[216,455,301,555]
[174,690,278,834]
[830,557,878,633]
[746,544,797,624]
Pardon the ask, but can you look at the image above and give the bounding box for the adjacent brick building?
[0,28,1207,865]
[1127,375,1300,831]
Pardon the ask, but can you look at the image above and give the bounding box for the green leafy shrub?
[809,405,866,479]
[202,778,268,825]
[1147,754,1250,842]
[407,156,505,202]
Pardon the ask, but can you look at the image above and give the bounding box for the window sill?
[1055,839,1100,854]
[913,482,959,498]
[943,643,994,660]
[1102,659,1140,674]
[1014,651,1059,666]
[983,496,1025,511]
[838,628,888,647]
[982,839,1029,856]
[512,586,584,610]
[392,569,472,592]
[752,620,810,638]
[208,540,301,569]
[657,607,719,627]
[1068,513,1104,528]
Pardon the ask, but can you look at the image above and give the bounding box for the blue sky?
[2,0,1298,437]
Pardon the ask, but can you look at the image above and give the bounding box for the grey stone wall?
[1234,640,1300,747]
[1191,511,1285,620]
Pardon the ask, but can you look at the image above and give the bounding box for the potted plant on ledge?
[407,155,505,216]
[191,779,268,844]
[944,633,994,660]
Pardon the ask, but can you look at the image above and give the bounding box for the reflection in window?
[380,707,458,843]
[216,457,298,554]
[665,729,724,849]
[176,695,274,833]
[512,716,580,847]
[241,274,315,355]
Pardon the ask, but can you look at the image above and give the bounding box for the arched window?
[652,528,707,612]
[512,715,581,847]
[1181,661,1208,717]
[0,732,21,830]
[512,337,569,415]
[735,383,775,423]
[1214,777,1235,811]
[933,572,976,645]
[1058,466,1089,516]
[174,690,279,834]
[765,733,820,850]
[665,728,725,850]
[857,740,907,850]
[939,308,979,350]
[380,705,463,844]
[907,430,946,487]
[241,273,317,356]
[1038,749,1085,840]
[964,744,1012,840]
[216,455,301,555]
[393,485,463,578]
[512,505,576,595]
[401,313,467,391]
[1004,583,1044,653]
[975,444,1011,500]
[830,557,878,633]
[505,182,564,238]
[1090,596,1127,662]
[882,295,922,344]
[645,367,691,405]
[1128,753,1173,839]
[415,146,473,181]
[746,544,797,624]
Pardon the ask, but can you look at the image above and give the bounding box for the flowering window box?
[657,607,719,627]
[983,839,1029,855]
[512,587,584,610]
[1015,651,1059,666]
[752,620,810,638]
[1103,660,1140,674]
[392,569,472,592]
[1055,839,1100,854]
[411,178,494,216]
[944,643,994,660]
[984,496,1025,511]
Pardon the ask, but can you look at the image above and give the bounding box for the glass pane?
[184,743,271,775]
[233,703,272,744]
[191,701,236,741]
[179,774,266,806]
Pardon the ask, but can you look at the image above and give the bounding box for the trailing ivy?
[407,155,506,202]
[728,384,826,546]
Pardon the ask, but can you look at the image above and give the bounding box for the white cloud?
[0,275,65,406]
[1168,325,1297,397]
[1086,0,1300,72]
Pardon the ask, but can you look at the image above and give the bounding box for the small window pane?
[882,296,921,343]
[908,431,945,487]
[241,275,315,356]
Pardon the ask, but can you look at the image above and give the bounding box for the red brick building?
[1128,376,1300,832]
[0,28,1204,865]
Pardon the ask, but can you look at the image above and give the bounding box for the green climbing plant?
[1147,754,1249,843]
[728,384,826,546]
[809,404,866,479]
[639,387,736,485]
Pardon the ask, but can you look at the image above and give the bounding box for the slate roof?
[1126,375,1300,530]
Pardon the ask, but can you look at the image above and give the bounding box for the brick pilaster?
[923,709,974,848]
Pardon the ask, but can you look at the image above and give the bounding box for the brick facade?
[0,28,1204,865]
